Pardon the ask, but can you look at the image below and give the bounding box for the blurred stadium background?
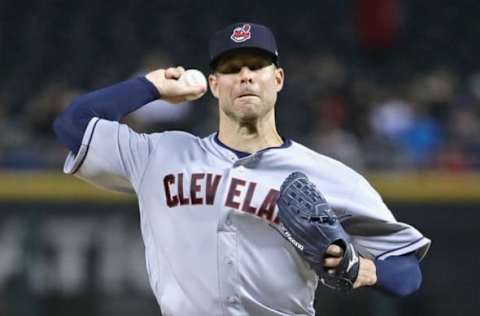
[0,0,478,315]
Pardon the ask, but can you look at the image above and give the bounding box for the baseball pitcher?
[53,23,431,316]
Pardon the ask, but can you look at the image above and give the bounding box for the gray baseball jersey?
[63,117,430,316]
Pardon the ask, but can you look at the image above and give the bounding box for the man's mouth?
[237,92,258,98]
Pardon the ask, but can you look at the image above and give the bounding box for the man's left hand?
[323,244,377,289]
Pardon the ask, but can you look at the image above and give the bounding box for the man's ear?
[275,67,284,92]
[209,74,219,98]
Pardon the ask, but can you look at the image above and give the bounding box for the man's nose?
[239,66,254,84]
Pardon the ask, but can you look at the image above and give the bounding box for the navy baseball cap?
[209,22,279,69]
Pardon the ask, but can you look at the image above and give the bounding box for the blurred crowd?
[1,51,479,172]
[1,0,479,172]
[281,56,480,172]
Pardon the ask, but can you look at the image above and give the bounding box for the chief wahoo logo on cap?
[230,24,251,43]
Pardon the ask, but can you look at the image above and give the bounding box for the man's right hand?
[145,67,207,104]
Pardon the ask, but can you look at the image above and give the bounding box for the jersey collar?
[213,132,292,159]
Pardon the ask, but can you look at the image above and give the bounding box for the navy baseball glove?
[276,172,360,291]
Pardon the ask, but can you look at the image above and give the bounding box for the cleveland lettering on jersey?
[164,172,222,207]
[225,177,280,223]
[163,173,280,223]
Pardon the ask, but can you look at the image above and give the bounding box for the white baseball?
[179,69,208,101]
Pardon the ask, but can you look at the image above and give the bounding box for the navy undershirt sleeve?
[374,253,422,297]
[53,76,160,154]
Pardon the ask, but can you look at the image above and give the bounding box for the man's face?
[208,50,284,123]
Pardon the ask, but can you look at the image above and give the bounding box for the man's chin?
[233,103,259,118]
[234,98,260,108]
[223,101,270,123]
[229,109,260,123]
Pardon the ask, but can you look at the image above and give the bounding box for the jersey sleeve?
[63,117,161,193]
[339,176,431,261]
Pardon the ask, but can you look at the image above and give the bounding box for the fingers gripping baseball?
[164,67,185,80]
[145,68,207,104]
